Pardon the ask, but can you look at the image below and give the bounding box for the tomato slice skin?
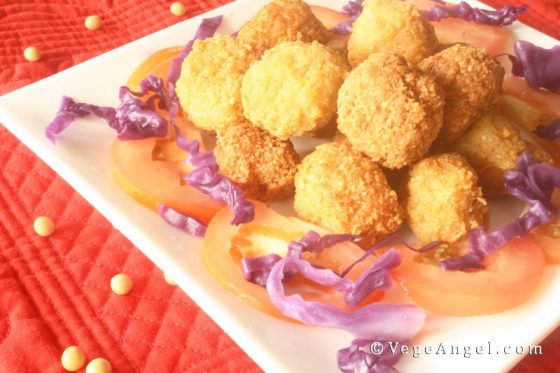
[393,236,545,316]
[202,201,382,320]
[127,46,183,90]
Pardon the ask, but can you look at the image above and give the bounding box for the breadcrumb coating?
[242,41,348,140]
[214,122,300,201]
[419,44,505,144]
[337,53,444,169]
[405,153,488,243]
[348,0,438,66]
[294,142,403,242]
[451,109,550,196]
[175,35,255,134]
[237,0,329,57]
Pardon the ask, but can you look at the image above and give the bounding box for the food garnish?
[423,1,527,25]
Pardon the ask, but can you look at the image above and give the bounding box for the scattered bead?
[24,46,41,62]
[61,346,86,372]
[33,216,55,237]
[110,273,133,295]
[170,2,187,16]
[164,272,176,286]
[85,358,112,373]
[85,15,103,30]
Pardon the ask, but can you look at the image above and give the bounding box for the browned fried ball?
[294,142,402,242]
[237,0,329,57]
[405,153,488,243]
[419,44,505,144]
[337,53,444,169]
[214,122,300,201]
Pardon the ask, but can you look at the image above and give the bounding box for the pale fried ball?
[242,41,348,140]
[405,153,488,243]
[337,53,444,169]
[294,142,402,242]
[215,122,300,201]
[348,0,438,66]
[451,109,551,196]
[237,0,329,57]
[175,35,255,134]
[419,44,505,144]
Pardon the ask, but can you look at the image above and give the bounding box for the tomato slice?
[309,3,509,56]
[392,236,545,316]
[202,201,382,320]
[110,114,223,224]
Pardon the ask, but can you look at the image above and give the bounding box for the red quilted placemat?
[0,1,559,372]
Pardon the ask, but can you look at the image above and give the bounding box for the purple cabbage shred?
[535,119,560,140]
[511,40,560,93]
[337,339,403,373]
[157,203,207,237]
[423,2,527,25]
[440,152,560,270]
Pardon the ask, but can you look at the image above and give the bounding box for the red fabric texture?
[0,0,559,372]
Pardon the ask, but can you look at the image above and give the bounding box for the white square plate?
[1,1,559,371]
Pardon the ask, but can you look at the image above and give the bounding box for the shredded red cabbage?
[332,0,364,36]
[157,203,207,237]
[440,152,560,270]
[511,40,560,93]
[241,254,283,287]
[423,2,527,25]
[535,119,560,140]
[45,75,169,143]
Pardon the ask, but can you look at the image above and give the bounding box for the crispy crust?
[405,153,488,243]
[419,44,505,144]
[175,35,255,134]
[294,142,403,242]
[237,0,329,57]
[214,122,300,201]
[337,53,444,169]
[347,0,439,66]
[242,41,348,140]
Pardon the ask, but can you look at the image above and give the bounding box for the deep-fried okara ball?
[215,122,300,201]
[405,153,488,243]
[294,142,403,242]
[348,0,438,66]
[175,35,254,134]
[242,41,348,140]
[419,44,505,144]
[237,0,329,57]
[337,53,444,169]
[451,109,551,196]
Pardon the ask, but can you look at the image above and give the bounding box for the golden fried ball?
[215,122,300,201]
[347,0,438,66]
[242,41,348,140]
[337,53,444,169]
[237,0,329,57]
[451,109,550,196]
[405,153,488,243]
[175,35,255,134]
[419,44,505,144]
[294,142,402,242]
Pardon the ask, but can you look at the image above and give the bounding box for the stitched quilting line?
[0,172,139,371]
[81,281,191,307]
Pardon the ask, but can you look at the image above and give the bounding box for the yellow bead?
[61,346,86,372]
[170,2,186,16]
[85,15,103,30]
[164,272,176,286]
[110,273,133,295]
[24,46,41,62]
[85,358,112,373]
[33,216,55,237]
